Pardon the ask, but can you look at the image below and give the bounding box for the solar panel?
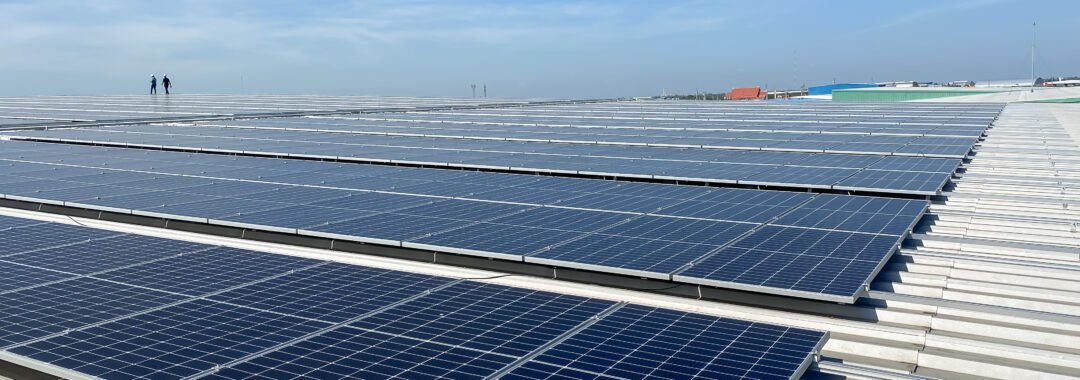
[349,282,617,356]
[206,262,456,323]
[8,299,331,379]
[675,226,903,300]
[526,235,721,278]
[0,261,76,293]
[0,213,829,379]
[504,304,826,380]
[0,223,122,258]
[94,247,316,296]
[772,195,928,236]
[2,234,208,274]
[0,277,187,347]
[202,327,518,380]
[4,126,966,194]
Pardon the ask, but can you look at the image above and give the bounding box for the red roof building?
[726,87,766,101]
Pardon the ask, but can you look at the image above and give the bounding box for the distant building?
[975,79,1035,88]
[806,83,879,96]
[1044,79,1080,87]
[726,87,766,101]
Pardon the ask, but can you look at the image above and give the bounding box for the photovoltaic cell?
[0,277,186,347]
[9,299,330,379]
[527,235,720,278]
[201,327,516,380]
[0,223,121,258]
[207,262,455,323]
[510,304,825,380]
[94,247,316,296]
[350,282,617,357]
[0,261,76,293]
[676,226,901,298]
[2,234,208,275]
[409,223,587,256]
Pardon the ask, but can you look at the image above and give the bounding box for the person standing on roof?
[163,75,172,95]
[150,75,157,95]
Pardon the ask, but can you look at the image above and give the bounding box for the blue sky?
[1,0,1076,97]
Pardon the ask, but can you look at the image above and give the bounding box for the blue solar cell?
[11,184,144,202]
[463,186,588,204]
[350,282,617,357]
[0,223,122,258]
[207,262,454,323]
[221,205,379,229]
[868,156,960,173]
[307,213,474,241]
[0,277,186,347]
[835,169,947,194]
[80,190,215,210]
[676,226,900,298]
[3,234,208,275]
[554,193,687,213]
[141,197,289,219]
[94,247,316,296]
[0,261,75,292]
[487,207,633,232]
[654,201,794,223]
[598,216,755,246]
[396,200,533,222]
[515,304,825,380]
[409,223,586,256]
[202,327,516,380]
[0,215,48,230]
[741,166,858,187]
[235,185,353,204]
[597,182,713,199]
[9,299,330,379]
[775,195,928,236]
[309,192,437,212]
[527,235,720,277]
[501,361,620,380]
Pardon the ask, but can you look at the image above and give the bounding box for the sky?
[1,0,1077,98]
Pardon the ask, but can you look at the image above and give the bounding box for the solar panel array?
[0,139,926,302]
[0,214,827,380]
[237,113,984,157]
[0,95,544,128]
[7,124,961,194]
[0,97,1011,379]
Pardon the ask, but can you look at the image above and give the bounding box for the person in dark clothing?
[163,75,172,95]
[150,75,157,95]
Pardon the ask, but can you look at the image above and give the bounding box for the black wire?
[636,284,684,292]
[67,215,88,227]
[459,274,519,280]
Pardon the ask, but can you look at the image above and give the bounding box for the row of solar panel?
[213,117,981,156]
[0,215,827,380]
[395,106,999,126]
[0,140,926,301]
[412,114,994,131]
[0,96,560,130]
[6,128,959,194]
[491,102,1006,112]
[371,114,991,137]
[308,115,987,142]
[480,101,1003,110]
[452,103,1005,115]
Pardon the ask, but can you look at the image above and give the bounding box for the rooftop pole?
[1031,21,1036,93]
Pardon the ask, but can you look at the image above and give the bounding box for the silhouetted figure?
[150,75,157,95]
[163,75,172,95]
